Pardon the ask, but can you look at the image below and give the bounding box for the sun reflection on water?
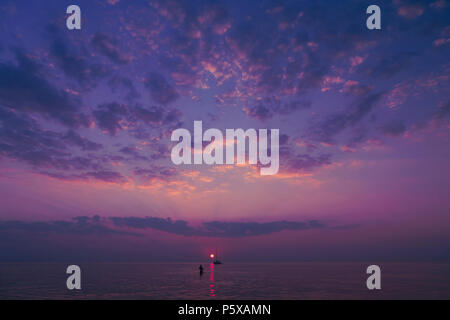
[209,263,215,297]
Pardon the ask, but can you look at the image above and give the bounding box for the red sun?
[209,253,215,259]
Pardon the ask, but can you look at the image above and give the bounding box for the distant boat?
[211,249,223,265]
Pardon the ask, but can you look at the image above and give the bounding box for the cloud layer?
[0,215,325,238]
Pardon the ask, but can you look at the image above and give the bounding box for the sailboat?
[212,249,222,265]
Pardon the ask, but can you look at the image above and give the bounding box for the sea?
[0,262,449,299]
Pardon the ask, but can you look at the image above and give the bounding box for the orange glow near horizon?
[210,253,215,259]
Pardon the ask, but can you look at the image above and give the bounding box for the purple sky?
[0,0,449,262]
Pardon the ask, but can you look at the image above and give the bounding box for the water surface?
[0,262,449,299]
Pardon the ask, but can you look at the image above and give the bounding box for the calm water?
[0,262,449,299]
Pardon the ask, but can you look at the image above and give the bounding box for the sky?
[0,0,449,262]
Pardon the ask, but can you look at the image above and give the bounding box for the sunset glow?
[0,0,448,264]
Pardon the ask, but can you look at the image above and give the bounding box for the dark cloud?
[148,143,172,160]
[284,153,332,173]
[110,216,325,237]
[119,146,148,161]
[111,216,194,235]
[163,109,183,126]
[132,106,183,138]
[0,215,325,239]
[0,50,88,128]
[311,92,383,143]
[86,170,126,183]
[278,100,311,114]
[219,1,372,105]
[0,216,134,236]
[201,220,324,237]
[364,52,417,79]
[380,122,407,136]
[279,134,289,145]
[245,104,273,120]
[93,102,183,136]
[93,102,129,136]
[228,20,277,68]
[133,166,177,183]
[63,130,103,151]
[0,107,126,183]
[92,32,130,64]
[145,72,179,105]
[435,101,450,119]
[133,105,164,124]
[245,99,311,120]
[47,26,108,85]
[107,75,140,101]
[0,107,96,170]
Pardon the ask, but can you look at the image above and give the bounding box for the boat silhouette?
[211,249,223,265]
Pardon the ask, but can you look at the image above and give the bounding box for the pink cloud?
[107,0,120,5]
[430,0,447,9]
[434,38,450,46]
[349,56,365,67]
[397,4,424,19]
[384,82,410,109]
